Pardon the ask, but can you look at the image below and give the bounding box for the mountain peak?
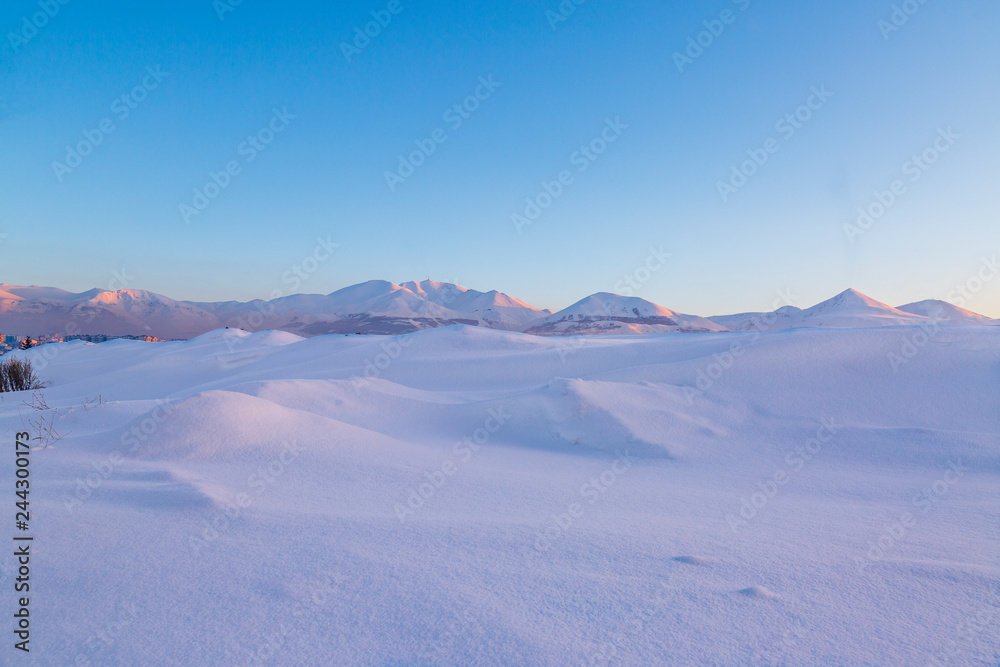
[1,282,993,340]
[833,287,882,304]
[814,288,900,312]
[523,292,726,335]
[896,299,994,323]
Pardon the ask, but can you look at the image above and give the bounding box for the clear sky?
[2,0,998,316]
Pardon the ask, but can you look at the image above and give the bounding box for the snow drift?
[1,324,997,664]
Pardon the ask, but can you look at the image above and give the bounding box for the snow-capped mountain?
[708,289,993,331]
[707,305,805,332]
[0,286,220,339]
[796,289,928,327]
[82,289,222,338]
[522,293,727,335]
[0,280,548,339]
[194,280,549,335]
[895,299,995,325]
[0,285,103,302]
[1,283,995,340]
[399,280,549,329]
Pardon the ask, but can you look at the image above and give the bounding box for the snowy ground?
[2,325,998,665]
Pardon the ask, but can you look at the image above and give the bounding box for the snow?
[708,288,996,331]
[0,284,101,302]
[897,299,996,325]
[795,288,926,326]
[206,279,547,330]
[0,280,548,339]
[524,293,727,335]
[2,283,996,341]
[3,324,998,664]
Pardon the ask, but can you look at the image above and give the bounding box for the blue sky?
[2,0,998,316]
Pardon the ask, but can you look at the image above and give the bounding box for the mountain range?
[0,281,994,340]
[705,288,994,331]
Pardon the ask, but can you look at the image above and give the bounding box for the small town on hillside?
[0,333,162,356]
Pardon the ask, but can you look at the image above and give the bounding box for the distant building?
[66,334,112,343]
[64,334,162,344]
[0,333,163,355]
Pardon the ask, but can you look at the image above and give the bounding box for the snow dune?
[1,325,998,665]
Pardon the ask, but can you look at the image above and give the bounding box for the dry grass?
[0,358,45,393]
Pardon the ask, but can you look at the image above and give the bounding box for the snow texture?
[1,324,998,665]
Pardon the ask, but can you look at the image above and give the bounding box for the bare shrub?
[0,358,45,393]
